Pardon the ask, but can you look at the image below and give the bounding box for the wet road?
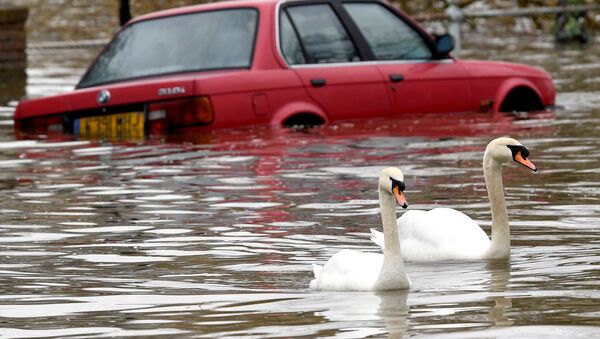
[0,33,599,337]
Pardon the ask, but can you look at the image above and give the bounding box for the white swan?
[310,167,411,291]
[370,137,537,261]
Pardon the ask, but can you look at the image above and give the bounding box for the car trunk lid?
[15,78,195,120]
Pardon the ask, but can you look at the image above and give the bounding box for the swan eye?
[507,145,529,160]
[390,178,405,192]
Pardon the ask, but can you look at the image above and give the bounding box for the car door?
[342,2,477,115]
[279,3,390,121]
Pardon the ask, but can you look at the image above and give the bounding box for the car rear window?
[78,8,258,88]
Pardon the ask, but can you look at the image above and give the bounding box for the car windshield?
[78,8,258,88]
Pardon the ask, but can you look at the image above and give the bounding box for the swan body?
[370,137,537,261]
[309,250,406,291]
[310,167,411,291]
[370,207,491,261]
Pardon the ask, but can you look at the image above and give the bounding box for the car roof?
[129,0,281,24]
[128,0,389,24]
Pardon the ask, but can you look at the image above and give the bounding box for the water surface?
[0,33,599,338]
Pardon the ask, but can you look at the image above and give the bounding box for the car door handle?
[389,74,405,82]
[310,78,327,87]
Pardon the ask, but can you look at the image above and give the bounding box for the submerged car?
[14,0,555,139]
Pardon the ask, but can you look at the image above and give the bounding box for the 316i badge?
[158,86,186,96]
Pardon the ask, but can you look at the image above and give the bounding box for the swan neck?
[379,187,402,261]
[483,153,510,258]
[375,175,410,290]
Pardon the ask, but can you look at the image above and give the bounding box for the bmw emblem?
[96,89,111,105]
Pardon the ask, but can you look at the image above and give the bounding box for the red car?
[14,0,555,139]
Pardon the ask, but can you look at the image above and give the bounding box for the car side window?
[280,12,307,65]
[283,4,360,64]
[344,3,432,61]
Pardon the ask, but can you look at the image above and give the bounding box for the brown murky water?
[0,32,599,338]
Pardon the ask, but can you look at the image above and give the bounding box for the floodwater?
[0,33,600,338]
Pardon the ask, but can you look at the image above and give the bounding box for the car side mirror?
[434,34,454,57]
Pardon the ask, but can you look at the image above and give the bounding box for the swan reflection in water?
[311,290,410,338]
[220,259,513,337]
[377,291,411,339]
[485,260,514,327]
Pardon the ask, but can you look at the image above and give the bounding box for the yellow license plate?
[76,112,145,140]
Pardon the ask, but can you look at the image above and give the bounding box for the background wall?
[0,0,596,43]
[0,0,209,42]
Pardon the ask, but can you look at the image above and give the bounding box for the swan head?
[379,167,408,209]
[486,137,537,172]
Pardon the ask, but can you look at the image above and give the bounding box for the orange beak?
[392,185,408,209]
[515,152,537,172]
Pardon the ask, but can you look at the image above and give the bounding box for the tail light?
[14,115,64,134]
[147,97,214,131]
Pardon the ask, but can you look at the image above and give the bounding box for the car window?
[344,3,432,61]
[284,4,360,64]
[78,9,258,88]
[280,12,307,65]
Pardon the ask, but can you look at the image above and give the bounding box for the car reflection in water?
[13,109,556,238]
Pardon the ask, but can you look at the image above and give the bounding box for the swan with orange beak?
[370,137,538,261]
[311,167,411,291]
